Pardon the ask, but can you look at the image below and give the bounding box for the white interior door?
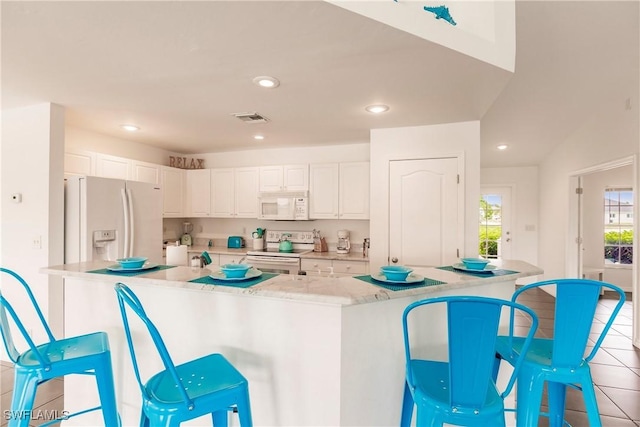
[480,186,513,260]
[389,158,460,267]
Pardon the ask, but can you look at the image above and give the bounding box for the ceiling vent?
[232,112,269,123]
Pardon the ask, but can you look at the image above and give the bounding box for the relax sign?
[169,156,205,169]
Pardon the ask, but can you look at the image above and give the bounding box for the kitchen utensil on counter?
[337,230,350,254]
[313,229,322,252]
[278,233,293,252]
[251,228,265,238]
[181,222,193,246]
[227,236,245,248]
[252,237,264,250]
[166,244,188,266]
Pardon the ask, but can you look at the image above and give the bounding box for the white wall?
[1,103,66,359]
[538,95,639,281]
[481,166,538,265]
[369,121,481,269]
[66,125,182,165]
[582,165,633,290]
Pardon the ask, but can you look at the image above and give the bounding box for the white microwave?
[258,191,309,220]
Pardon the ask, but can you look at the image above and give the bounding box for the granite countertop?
[301,251,369,262]
[42,260,542,306]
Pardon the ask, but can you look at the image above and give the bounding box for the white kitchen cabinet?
[161,166,185,218]
[309,163,339,219]
[211,167,259,218]
[96,153,131,180]
[186,169,211,217]
[131,160,161,185]
[301,258,369,275]
[64,149,95,179]
[339,162,370,219]
[259,164,308,192]
[309,162,369,220]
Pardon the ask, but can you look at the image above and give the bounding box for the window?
[604,188,633,265]
[479,195,502,259]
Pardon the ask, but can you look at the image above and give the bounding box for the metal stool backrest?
[0,267,56,368]
[513,279,625,367]
[403,296,538,407]
[115,282,195,410]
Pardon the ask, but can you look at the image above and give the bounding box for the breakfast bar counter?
[42,260,541,426]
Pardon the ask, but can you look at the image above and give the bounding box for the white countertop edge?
[41,260,542,307]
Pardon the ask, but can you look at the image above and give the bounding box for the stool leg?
[547,381,567,427]
[400,381,414,427]
[139,410,151,427]
[236,387,253,427]
[212,409,228,427]
[581,379,603,427]
[94,354,120,426]
[515,367,545,427]
[8,371,39,427]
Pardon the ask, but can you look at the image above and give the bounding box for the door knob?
[391,257,398,263]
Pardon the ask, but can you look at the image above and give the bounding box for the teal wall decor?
[424,5,457,26]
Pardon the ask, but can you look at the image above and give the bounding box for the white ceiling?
[2,1,638,168]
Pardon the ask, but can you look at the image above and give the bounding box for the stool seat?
[0,267,119,427]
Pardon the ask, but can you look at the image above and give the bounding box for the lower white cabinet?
[301,258,369,275]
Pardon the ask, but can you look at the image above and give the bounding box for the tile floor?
[0,289,637,426]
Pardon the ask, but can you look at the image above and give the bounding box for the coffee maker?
[337,229,351,254]
[181,222,193,246]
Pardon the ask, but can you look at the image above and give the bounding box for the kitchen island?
[42,260,541,426]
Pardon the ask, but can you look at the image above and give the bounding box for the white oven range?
[245,230,314,274]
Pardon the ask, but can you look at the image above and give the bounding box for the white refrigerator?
[65,176,163,264]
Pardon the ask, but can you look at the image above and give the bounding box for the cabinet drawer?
[301,259,332,272]
[332,260,368,275]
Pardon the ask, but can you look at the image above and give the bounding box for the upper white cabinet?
[309,163,339,219]
[211,167,259,218]
[131,160,161,185]
[309,162,370,220]
[96,153,131,180]
[64,149,95,179]
[339,162,370,219]
[161,166,185,218]
[186,169,212,217]
[259,164,308,192]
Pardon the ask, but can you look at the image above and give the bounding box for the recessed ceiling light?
[497,144,508,150]
[253,76,280,88]
[121,124,139,132]
[254,135,265,140]
[365,104,389,114]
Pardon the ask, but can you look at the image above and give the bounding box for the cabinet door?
[283,164,309,191]
[64,150,95,179]
[309,163,339,219]
[211,168,235,217]
[132,160,161,184]
[301,258,332,273]
[96,153,130,180]
[161,167,185,217]
[339,162,370,220]
[235,167,259,218]
[259,166,283,192]
[186,169,211,217]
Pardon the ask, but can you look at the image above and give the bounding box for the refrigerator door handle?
[121,188,130,258]
[126,188,135,257]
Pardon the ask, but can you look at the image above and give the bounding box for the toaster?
[227,236,245,248]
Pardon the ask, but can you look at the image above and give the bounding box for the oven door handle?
[246,256,300,264]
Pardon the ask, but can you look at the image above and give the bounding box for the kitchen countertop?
[184,245,248,255]
[301,251,369,262]
[42,259,541,306]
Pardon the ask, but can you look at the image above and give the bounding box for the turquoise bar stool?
[0,267,119,427]
[401,295,538,427]
[114,282,253,427]
[494,278,625,427]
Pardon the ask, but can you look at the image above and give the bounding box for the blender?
[181,222,193,246]
[336,230,351,254]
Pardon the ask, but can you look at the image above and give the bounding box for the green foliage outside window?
[604,230,633,245]
[479,226,501,257]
